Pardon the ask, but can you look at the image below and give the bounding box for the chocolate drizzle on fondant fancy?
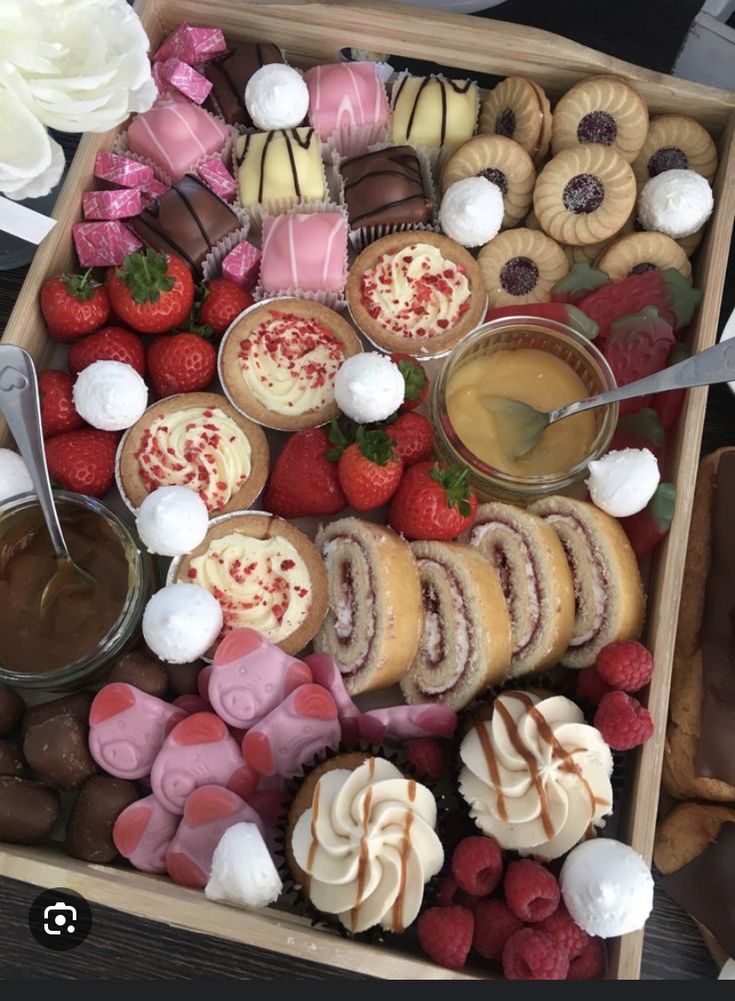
[341,147,431,227]
[394,76,473,146]
[239,129,317,203]
[648,146,689,176]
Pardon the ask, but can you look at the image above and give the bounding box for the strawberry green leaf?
[429,462,472,515]
[61,268,97,302]
[326,417,357,461]
[355,425,397,466]
[649,482,676,531]
[396,357,427,402]
[117,249,175,305]
[617,408,665,448]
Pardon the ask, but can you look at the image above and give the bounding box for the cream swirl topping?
[188,533,311,642]
[459,690,613,860]
[291,757,443,933]
[135,406,251,513]
[359,242,471,340]
[238,309,345,416]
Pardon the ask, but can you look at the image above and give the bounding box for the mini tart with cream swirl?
[219,299,363,431]
[118,392,269,515]
[346,231,486,358]
[459,690,613,860]
[287,753,444,934]
[172,512,328,655]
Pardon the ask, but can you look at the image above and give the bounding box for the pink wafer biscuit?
[88,683,185,780]
[208,628,312,730]
[150,712,257,814]
[155,23,226,64]
[242,684,340,778]
[358,704,458,744]
[72,221,142,267]
[113,793,179,873]
[304,652,361,745]
[221,240,261,290]
[161,58,213,105]
[197,156,237,201]
[166,784,263,888]
[95,152,154,188]
[82,188,143,221]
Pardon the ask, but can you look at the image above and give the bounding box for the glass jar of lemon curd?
[431,317,618,503]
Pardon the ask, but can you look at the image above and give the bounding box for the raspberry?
[593,690,654,750]
[504,859,560,922]
[576,666,612,706]
[567,937,606,980]
[417,906,473,971]
[537,905,589,960]
[472,899,523,962]
[451,835,504,896]
[502,928,569,980]
[434,874,482,910]
[406,737,446,782]
[595,641,654,693]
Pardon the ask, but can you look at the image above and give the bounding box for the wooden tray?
[1,0,735,980]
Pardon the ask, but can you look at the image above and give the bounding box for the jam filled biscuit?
[618,211,704,259]
[479,76,552,167]
[533,145,636,246]
[633,114,718,189]
[441,134,535,228]
[551,75,648,163]
[596,231,692,282]
[477,227,569,308]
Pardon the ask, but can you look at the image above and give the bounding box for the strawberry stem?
[117,249,175,305]
[61,268,97,301]
[429,462,472,516]
[355,425,397,466]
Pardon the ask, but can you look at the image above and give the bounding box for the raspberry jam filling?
[416,558,471,696]
[499,256,539,296]
[479,167,509,196]
[321,534,375,678]
[562,174,604,214]
[577,110,617,146]
[648,146,688,176]
[630,262,657,275]
[494,106,516,138]
[546,513,607,647]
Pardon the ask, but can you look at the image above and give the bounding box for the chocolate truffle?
[22,691,93,736]
[0,740,26,778]
[108,650,168,698]
[0,683,24,737]
[66,775,139,863]
[23,714,97,791]
[0,776,59,844]
[204,43,285,127]
[341,146,434,229]
[164,660,205,697]
[128,174,241,279]
[235,128,325,211]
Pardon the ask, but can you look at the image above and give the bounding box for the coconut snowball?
[0,449,33,502]
[638,169,713,239]
[142,582,223,664]
[135,486,209,557]
[586,448,660,518]
[205,822,282,910]
[334,353,406,423]
[439,176,504,247]
[73,360,148,432]
[245,64,309,131]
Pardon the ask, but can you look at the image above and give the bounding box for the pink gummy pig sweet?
[166,784,264,888]
[207,628,312,730]
[197,665,212,703]
[358,704,458,744]
[151,712,258,814]
[173,694,210,715]
[113,793,180,873]
[303,652,361,745]
[242,684,340,779]
[88,683,186,780]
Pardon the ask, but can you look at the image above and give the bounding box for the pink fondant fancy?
[127,100,228,182]
[260,212,348,294]
[305,62,389,139]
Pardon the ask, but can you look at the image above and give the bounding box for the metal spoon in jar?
[484,334,735,461]
[0,345,95,612]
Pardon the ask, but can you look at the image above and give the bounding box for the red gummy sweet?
[473,899,524,962]
[485,301,598,341]
[595,641,654,693]
[602,307,675,415]
[405,737,446,782]
[504,859,560,923]
[451,835,503,897]
[417,905,474,971]
[577,267,701,338]
[567,936,606,980]
[620,482,676,560]
[594,691,654,750]
[536,904,589,961]
[502,928,569,980]
[550,261,609,306]
[576,667,612,707]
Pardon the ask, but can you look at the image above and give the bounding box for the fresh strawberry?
[106,250,194,334]
[602,307,675,415]
[337,427,403,512]
[385,412,433,466]
[390,353,429,413]
[199,278,254,337]
[264,428,346,518]
[388,461,478,540]
[68,325,146,377]
[610,408,665,460]
[653,342,689,430]
[37,370,85,439]
[45,428,118,498]
[40,270,111,342]
[620,482,676,560]
[147,333,216,398]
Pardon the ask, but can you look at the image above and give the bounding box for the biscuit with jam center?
[551,74,649,163]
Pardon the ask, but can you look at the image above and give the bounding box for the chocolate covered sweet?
[204,43,285,127]
[235,128,325,211]
[0,776,59,844]
[129,174,241,279]
[0,740,26,778]
[108,650,168,698]
[22,691,93,736]
[0,683,24,736]
[340,146,433,230]
[23,714,98,791]
[66,775,139,862]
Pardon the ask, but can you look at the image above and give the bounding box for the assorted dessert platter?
[0,0,734,981]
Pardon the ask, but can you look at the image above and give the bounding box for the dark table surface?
[1,0,733,980]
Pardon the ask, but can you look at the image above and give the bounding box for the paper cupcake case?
[251,200,350,311]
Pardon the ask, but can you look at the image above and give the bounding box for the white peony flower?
[0,0,154,200]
